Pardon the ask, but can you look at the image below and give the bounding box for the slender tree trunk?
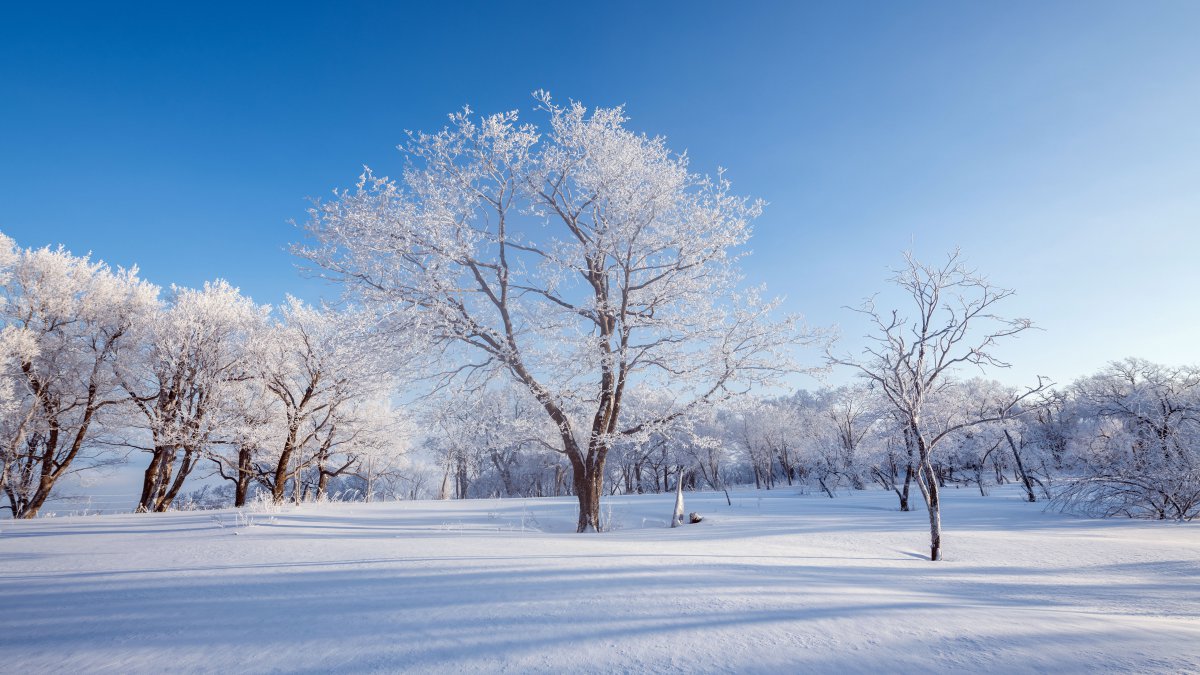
[455,454,469,499]
[1004,430,1037,503]
[818,475,835,499]
[234,446,253,507]
[916,459,942,561]
[364,456,374,503]
[438,462,451,499]
[897,462,913,511]
[273,440,295,504]
[293,459,304,505]
[671,469,686,527]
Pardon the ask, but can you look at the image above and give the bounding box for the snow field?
[0,485,1196,673]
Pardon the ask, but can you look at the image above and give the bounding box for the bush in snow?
[1053,359,1199,521]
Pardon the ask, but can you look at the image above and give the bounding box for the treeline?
[420,360,1200,523]
[0,234,412,518]
[2,232,1196,523]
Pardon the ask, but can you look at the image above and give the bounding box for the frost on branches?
[242,299,402,505]
[0,235,158,518]
[117,281,265,513]
[829,251,1049,560]
[1056,359,1200,521]
[299,93,814,531]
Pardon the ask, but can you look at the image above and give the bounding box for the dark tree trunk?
[272,436,297,504]
[15,380,100,519]
[818,475,835,499]
[234,446,254,507]
[317,471,330,500]
[153,449,198,512]
[1004,430,1037,503]
[21,475,55,519]
[138,448,167,513]
[573,460,604,532]
[897,462,913,511]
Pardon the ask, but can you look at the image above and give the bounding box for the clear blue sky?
[2,1,1197,388]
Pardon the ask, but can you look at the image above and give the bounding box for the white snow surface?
[0,485,1196,674]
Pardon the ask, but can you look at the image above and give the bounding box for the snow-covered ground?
[0,485,1196,674]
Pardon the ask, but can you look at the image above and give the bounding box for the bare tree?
[829,250,1047,560]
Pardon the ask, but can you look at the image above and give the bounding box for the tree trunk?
[154,449,197,512]
[137,448,167,513]
[572,459,605,532]
[818,475,835,499]
[671,470,687,527]
[364,456,374,503]
[15,390,98,519]
[916,459,942,561]
[1004,430,1037,503]
[897,462,913,511]
[455,454,469,499]
[19,478,53,519]
[273,444,294,504]
[234,446,254,507]
[438,463,451,499]
[316,470,331,500]
[17,472,60,520]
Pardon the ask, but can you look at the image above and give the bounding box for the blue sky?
[2,1,1197,388]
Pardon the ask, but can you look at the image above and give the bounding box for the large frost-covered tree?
[300,93,807,531]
